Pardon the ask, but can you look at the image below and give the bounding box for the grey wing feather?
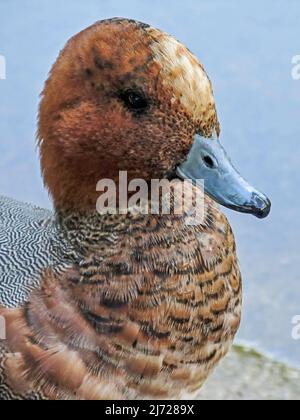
[0,196,71,308]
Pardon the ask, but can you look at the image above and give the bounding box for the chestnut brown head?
[38,18,219,212]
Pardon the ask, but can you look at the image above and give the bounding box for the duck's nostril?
[203,155,215,168]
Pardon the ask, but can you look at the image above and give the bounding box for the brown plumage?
[0,18,264,400]
[0,192,241,399]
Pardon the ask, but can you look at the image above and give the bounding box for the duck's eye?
[120,89,149,112]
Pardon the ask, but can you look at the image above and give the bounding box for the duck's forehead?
[147,29,216,124]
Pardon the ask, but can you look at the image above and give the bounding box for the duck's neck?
[55,206,160,256]
[55,210,195,262]
[54,183,210,256]
[55,210,120,250]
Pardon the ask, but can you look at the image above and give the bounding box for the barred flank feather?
[0,196,76,308]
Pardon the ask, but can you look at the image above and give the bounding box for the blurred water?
[0,0,300,367]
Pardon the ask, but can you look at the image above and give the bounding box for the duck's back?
[0,196,70,308]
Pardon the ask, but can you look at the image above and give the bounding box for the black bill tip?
[251,193,271,219]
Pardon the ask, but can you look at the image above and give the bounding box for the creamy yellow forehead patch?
[148,29,218,129]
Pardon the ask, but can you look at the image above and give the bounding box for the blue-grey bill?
[176,135,271,219]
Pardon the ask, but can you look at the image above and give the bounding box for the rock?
[197,345,300,400]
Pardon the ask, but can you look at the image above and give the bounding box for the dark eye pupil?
[129,93,142,107]
[121,90,148,111]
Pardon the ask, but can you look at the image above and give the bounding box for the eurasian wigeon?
[0,18,271,400]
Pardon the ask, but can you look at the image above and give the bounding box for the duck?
[0,18,271,400]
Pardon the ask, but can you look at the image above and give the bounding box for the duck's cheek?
[53,101,135,155]
[132,111,194,170]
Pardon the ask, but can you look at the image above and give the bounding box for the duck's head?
[38,18,271,218]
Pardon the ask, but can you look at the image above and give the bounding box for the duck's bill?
[176,135,271,219]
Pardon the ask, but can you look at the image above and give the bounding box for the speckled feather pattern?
[0,192,241,400]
